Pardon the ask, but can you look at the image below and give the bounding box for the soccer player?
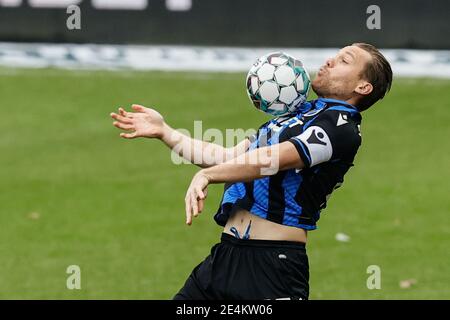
[110,43,392,300]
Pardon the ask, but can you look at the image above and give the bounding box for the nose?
[325,57,334,68]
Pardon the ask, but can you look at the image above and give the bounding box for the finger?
[198,198,204,213]
[191,192,199,217]
[195,186,205,200]
[185,194,192,225]
[120,132,138,139]
[118,107,133,118]
[111,113,133,124]
[113,121,134,131]
[132,104,154,115]
[132,104,146,113]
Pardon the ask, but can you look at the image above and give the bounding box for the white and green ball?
[246,52,311,116]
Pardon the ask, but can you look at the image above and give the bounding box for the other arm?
[110,104,250,168]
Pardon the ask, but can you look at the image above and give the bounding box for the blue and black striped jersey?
[214,98,362,230]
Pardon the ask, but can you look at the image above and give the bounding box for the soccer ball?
[246,52,311,116]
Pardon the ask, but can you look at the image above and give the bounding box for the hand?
[110,104,166,139]
[185,171,211,225]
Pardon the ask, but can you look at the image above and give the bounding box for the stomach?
[224,207,308,243]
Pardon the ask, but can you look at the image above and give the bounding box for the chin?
[311,81,321,96]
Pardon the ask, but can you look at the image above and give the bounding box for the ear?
[355,81,373,96]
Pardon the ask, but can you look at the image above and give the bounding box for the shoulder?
[309,107,362,142]
[314,106,361,126]
[290,106,362,166]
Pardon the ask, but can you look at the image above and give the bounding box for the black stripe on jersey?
[215,182,234,212]
[266,171,288,224]
[214,183,235,226]
[294,162,350,226]
[235,181,255,212]
[293,168,319,225]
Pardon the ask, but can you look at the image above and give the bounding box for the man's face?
[312,45,372,102]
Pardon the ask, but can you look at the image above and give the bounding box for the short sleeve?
[288,110,361,168]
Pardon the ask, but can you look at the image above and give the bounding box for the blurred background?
[0,0,449,299]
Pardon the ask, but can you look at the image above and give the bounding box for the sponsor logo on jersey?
[336,113,349,126]
[297,126,332,166]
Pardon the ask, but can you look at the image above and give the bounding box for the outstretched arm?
[184,141,304,225]
[110,104,250,168]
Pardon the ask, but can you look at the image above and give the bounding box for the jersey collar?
[317,98,360,111]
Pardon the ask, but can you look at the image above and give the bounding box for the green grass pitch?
[0,68,448,299]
